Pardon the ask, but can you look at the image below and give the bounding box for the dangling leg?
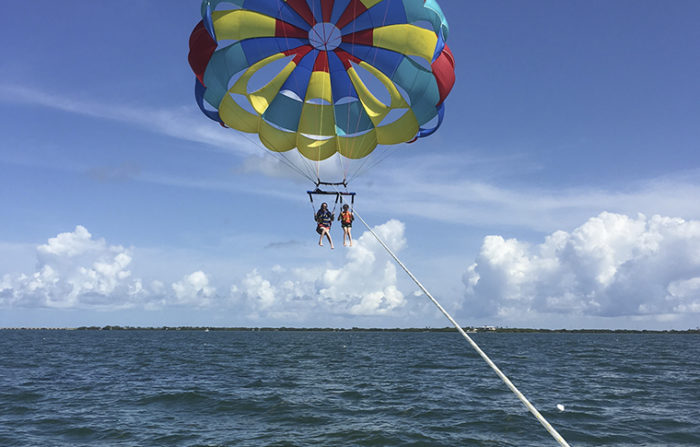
[326,229,334,249]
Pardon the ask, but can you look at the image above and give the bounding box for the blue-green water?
[1,330,698,446]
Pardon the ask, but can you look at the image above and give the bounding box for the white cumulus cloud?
[0,226,220,310]
[1,221,411,323]
[1,226,142,309]
[171,271,216,307]
[463,212,700,321]
[231,220,408,320]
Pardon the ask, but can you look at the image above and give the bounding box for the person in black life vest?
[338,204,354,247]
[315,202,334,249]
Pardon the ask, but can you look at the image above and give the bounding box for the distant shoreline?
[2,326,699,334]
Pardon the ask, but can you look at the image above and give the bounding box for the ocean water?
[1,330,698,447]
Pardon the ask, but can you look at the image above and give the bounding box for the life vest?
[340,211,353,224]
[316,210,332,226]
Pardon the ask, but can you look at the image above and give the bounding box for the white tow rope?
[353,209,572,447]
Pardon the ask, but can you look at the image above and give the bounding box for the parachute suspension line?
[343,142,396,185]
[347,145,383,182]
[347,145,399,184]
[232,128,317,183]
[345,148,374,183]
[338,153,349,186]
[274,151,314,182]
[352,208,573,447]
[277,148,316,183]
[266,150,314,183]
[288,144,317,183]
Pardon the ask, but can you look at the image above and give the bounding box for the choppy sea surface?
[1,330,699,446]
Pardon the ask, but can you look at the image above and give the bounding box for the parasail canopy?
[188,0,455,168]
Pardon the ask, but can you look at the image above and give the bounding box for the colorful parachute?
[188,0,455,164]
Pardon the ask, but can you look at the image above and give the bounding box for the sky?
[1,0,700,329]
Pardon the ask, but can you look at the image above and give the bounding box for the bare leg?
[325,230,334,249]
[347,227,353,247]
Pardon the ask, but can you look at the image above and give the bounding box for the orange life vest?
[340,211,353,224]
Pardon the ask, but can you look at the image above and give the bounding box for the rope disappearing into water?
[353,208,572,447]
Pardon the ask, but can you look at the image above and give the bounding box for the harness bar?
[307,189,356,204]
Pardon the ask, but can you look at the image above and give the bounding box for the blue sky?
[2,0,700,329]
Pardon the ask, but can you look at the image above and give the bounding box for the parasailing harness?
[307,180,355,216]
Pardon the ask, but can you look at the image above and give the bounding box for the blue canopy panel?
[246,0,311,31]
[305,0,324,24]
[330,0,352,24]
[337,43,404,80]
[203,2,216,40]
[328,51,359,101]
[417,102,444,138]
[339,1,408,35]
[195,78,223,123]
[277,48,317,100]
[240,37,306,65]
[432,29,445,63]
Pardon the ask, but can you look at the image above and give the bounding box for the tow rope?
[353,208,572,447]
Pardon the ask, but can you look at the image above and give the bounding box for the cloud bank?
[463,212,700,322]
[4,213,700,327]
[1,221,408,322]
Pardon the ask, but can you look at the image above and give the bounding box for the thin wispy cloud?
[0,83,258,155]
[356,154,700,232]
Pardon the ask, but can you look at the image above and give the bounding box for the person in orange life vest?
[315,202,334,249]
[338,204,354,247]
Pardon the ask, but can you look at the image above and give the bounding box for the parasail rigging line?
[234,128,317,184]
[346,144,399,184]
[351,207,572,447]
